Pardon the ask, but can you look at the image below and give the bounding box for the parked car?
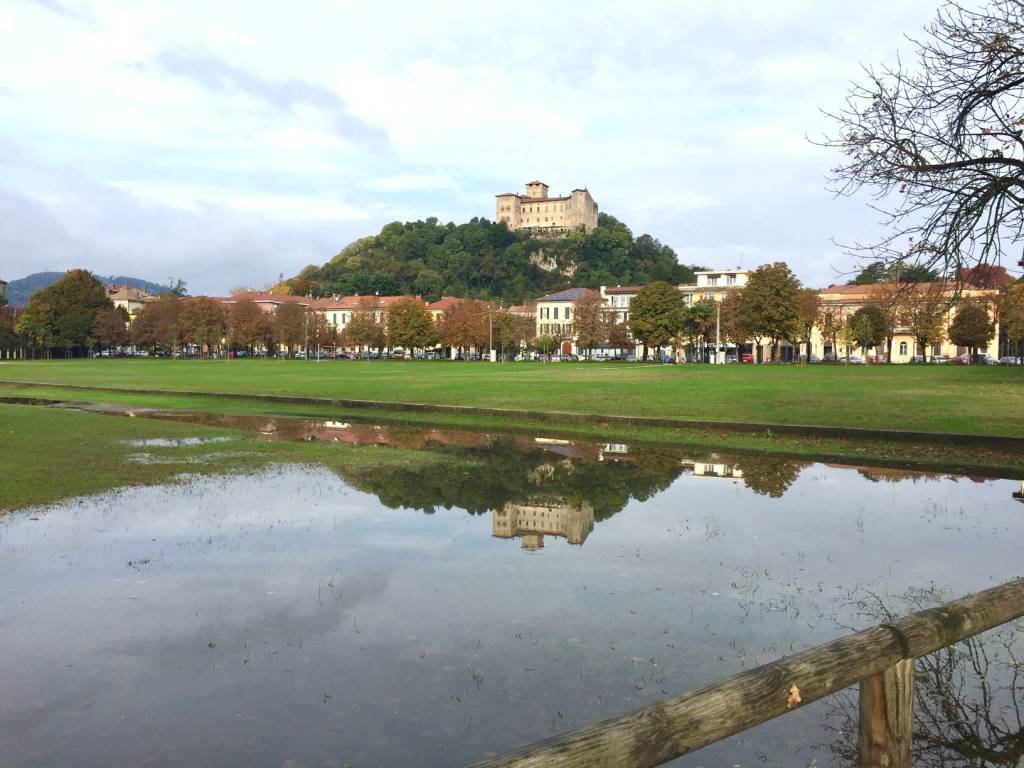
[999,355,1021,365]
[724,353,738,364]
[929,355,949,364]
[807,354,820,363]
[846,355,863,364]
[740,353,754,363]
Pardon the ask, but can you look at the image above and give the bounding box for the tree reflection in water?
[829,586,1024,767]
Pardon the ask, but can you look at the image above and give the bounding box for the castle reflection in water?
[142,411,1015,548]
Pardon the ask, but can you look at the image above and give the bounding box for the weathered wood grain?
[858,659,913,768]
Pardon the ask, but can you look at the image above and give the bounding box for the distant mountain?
[3,272,171,307]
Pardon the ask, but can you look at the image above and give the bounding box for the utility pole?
[488,305,494,363]
[304,311,308,361]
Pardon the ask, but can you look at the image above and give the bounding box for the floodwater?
[2,412,1023,767]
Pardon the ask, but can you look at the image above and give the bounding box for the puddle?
[125,436,233,448]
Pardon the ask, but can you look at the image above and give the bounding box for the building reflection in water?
[492,499,595,550]
[1014,480,1023,503]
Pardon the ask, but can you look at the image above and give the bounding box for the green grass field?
[1,358,1022,436]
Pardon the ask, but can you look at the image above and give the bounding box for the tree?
[850,260,941,285]
[848,305,886,358]
[823,1,1024,281]
[132,295,183,351]
[604,314,631,355]
[901,283,948,361]
[795,289,821,361]
[866,283,902,362]
[341,309,386,355]
[493,310,534,359]
[627,281,686,360]
[572,292,606,359]
[93,305,130,351]
[273,302,307,355]
[440,299,489,357]
[740,263,801,362]
[720,288,753,355]
[816,305,843,360]
[1000,284,1024,361]
[15,269,112,356]
[387,297,437,354]
[948,300,995,361]
[227,299,273,354]
[180,298,227,356]
[306,309,337,351]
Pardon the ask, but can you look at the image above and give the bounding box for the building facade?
[496,181,598,235]
[0,279,6,301]
[811,282,1001,362]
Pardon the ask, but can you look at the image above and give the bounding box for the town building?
[495,181,598,235]
[811,282,1001,362]
[679,269,749,304]
[492,499,595,550]
[533,287,599,355]
[107,284,157,322]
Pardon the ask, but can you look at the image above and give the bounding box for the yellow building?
[492,499,595,550]
[533,287,598,355]
[496,180,598,235]
[811,282,1000,362]
[106,284,157,322]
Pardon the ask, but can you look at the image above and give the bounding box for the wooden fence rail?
[470,577,1024,768]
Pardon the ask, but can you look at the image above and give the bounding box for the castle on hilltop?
[496,181,598,235]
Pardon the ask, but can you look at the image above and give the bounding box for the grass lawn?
[1,358,1022,436]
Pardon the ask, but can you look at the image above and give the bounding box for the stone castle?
[495,181,598,235]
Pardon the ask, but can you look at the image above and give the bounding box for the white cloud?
[0,0,949,291]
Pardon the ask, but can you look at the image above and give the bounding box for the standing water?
[2,418,1022,767]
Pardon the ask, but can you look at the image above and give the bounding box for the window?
[708,276,718,286]
[565,307,571,319]
[682,293,692,303]
[553,307,559,320]
[332,313,337,325]
[899,341,908,356]
[726,275,736,286]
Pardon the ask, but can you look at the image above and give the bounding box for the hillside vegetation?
[287,213,703,303]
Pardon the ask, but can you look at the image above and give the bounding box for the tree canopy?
[287,214,702,304]
[15,269,112,355]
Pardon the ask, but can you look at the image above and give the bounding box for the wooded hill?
[287,213,703,303]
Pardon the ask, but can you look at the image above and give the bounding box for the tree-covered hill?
[287,214,702,303]
[4,272,170,308]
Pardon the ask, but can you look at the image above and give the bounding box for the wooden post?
[858,658,913,768]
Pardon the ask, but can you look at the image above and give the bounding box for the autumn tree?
[628,281,686,360]
[132,295,183,351]
[816,305,843,360]
[306,310,338,351]
[273,302,307,355]
[948,300,995,361]
[15,269,112,356]
[227,299,273,354]
[720,288,753,355]
[341,309,386,355]
[93,305,130,351]
[387,297,437,354]
[823,1,1024,281]
[740,263,802,362]
[179,298,226,356]
[493,310,534,359]
[901,283,948,361]
[572,292,606,359]
[604,314,631,355]
[848,305,886,358]
[795,289,821,361]
[440,299,489,358]
[1000,284,1024,361]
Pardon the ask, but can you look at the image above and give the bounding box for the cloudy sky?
[0,0,980,294]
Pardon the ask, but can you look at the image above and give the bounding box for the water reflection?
[141,410,1023,536]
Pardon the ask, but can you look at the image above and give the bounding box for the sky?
[0,0,989,295]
